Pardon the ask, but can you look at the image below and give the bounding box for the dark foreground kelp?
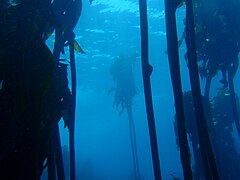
[0,0,82,179]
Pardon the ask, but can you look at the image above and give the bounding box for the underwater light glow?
[91,0,165,20]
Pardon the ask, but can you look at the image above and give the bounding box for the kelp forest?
[1,0,240,179]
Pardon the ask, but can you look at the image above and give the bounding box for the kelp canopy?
[109,54,139,115]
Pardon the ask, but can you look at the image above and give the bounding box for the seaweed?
[109,54,139,116]
[109,54,140,180]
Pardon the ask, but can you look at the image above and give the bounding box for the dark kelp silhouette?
[1,2,58,179]
[211,89,240,179]
[165,0,219,179]
[138,0,162,179]
[185,1,219,178]
[192,0,240,137]
[175,92,205,179]
[228,71,240,137]
[51,0,83,180]
[173,91,210,179]
[164,0,192,179]
[0,0,83,179]
[109,54,140,180]
[176,90,240,179]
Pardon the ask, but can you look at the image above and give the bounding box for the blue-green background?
[44,0,240,179]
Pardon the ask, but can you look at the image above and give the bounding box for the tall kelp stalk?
[185,0,219,179]
[174,92,206,179]
[50,26,65,180]
[51,0,83,179]
[127,105,140,180]
[68,32,77,180]
[109,55,140,180]
[138,0,162,179]
[164,0,192,179]
[68,1,83,177]
[204,77,212,100]
[53,125,66,180]
[228,71,240,137]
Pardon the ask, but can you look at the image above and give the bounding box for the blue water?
[44,0,240,179]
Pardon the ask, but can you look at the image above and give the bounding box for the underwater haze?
[45,0,183,179]
[43,0,240,179]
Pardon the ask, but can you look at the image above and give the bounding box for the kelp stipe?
[138,0,162,179]
[164,0,192,179]
[53,125,66,180]
[109,55,140,180]
[127,105,140,180]
[51,0,83,179]
[68,32,77,180]
[185,0,219,179]
[228,70,240,138]
[49,27,65,180]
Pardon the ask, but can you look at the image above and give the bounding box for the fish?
[73,40,85,54]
